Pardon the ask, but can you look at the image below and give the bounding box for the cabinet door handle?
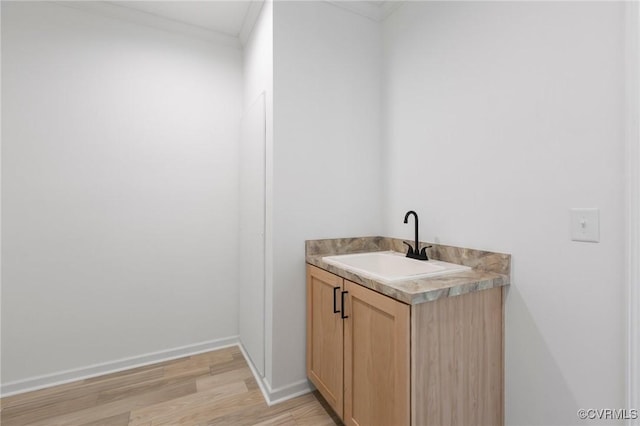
[333,286,340,313]
[341,291,349,319]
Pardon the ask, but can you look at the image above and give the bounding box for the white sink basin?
[322,251,471,283]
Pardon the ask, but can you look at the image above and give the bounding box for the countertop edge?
[305,254,510,306]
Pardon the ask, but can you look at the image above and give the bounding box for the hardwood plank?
[96,375,197,405]
[252,412,297,426]
[195,367,253,392]
[189,348,236,366]
[151,388,265,425]
[203,392,319,426]
[93,350,230,403]
[290,401,339,426]
[1,366,163,413]
[198,392,267,426]
[78,411,130,426]
[0,347,335,426]
[243,377,260,391]
[25,380,196,426]
[162,358,213,381]
[129,381,248,426]
[84,367,166,391]
[208,357,248,376]
[1,392,99,426]
[94,349,236,404]
[1,381,86,410]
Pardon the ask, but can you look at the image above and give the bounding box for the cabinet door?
[343,280,410,426]
[306,265,344,419]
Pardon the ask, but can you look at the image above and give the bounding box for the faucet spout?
[403,210,429,261]
[404,210,419,255]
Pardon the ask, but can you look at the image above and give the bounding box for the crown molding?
[325,1,381,22]
[54,1,242,50]
[324,1,405,22]
[239,0,265,46]
[380,1,404,20]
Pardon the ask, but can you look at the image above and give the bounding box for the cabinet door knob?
[333,286,340,314]
[341,291,349,319]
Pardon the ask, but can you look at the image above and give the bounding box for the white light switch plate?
[570,208,599,243]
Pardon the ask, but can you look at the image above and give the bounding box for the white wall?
[240,0,273,379]
[271,1,383,391]
[625,3,640,420]
[382,2,625,424]
[1,2,242,387]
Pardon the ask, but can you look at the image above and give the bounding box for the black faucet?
[403,210,431,261]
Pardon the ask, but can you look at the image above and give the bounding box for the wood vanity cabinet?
[306,264,504,426]
[307,265,409,426]
[306,265,345,418]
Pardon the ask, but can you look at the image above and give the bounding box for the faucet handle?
[403,241,414,255]
[419,245,433,260]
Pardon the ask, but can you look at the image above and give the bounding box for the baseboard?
[237,342,272,404]
[237,342,312,406]
[3,336,314,405]
[264,378,313,406]
[0,336,239,397]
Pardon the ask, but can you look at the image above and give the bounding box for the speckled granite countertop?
[305,237,510,305]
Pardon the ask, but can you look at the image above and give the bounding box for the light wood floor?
[0,346,341,426]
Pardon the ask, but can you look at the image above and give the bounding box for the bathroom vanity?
[305,237,510,426]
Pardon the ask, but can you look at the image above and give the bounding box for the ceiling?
[110,1,403,38]
[112,1,253,38]
[66,1,402,49]
[325,1,403,21]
